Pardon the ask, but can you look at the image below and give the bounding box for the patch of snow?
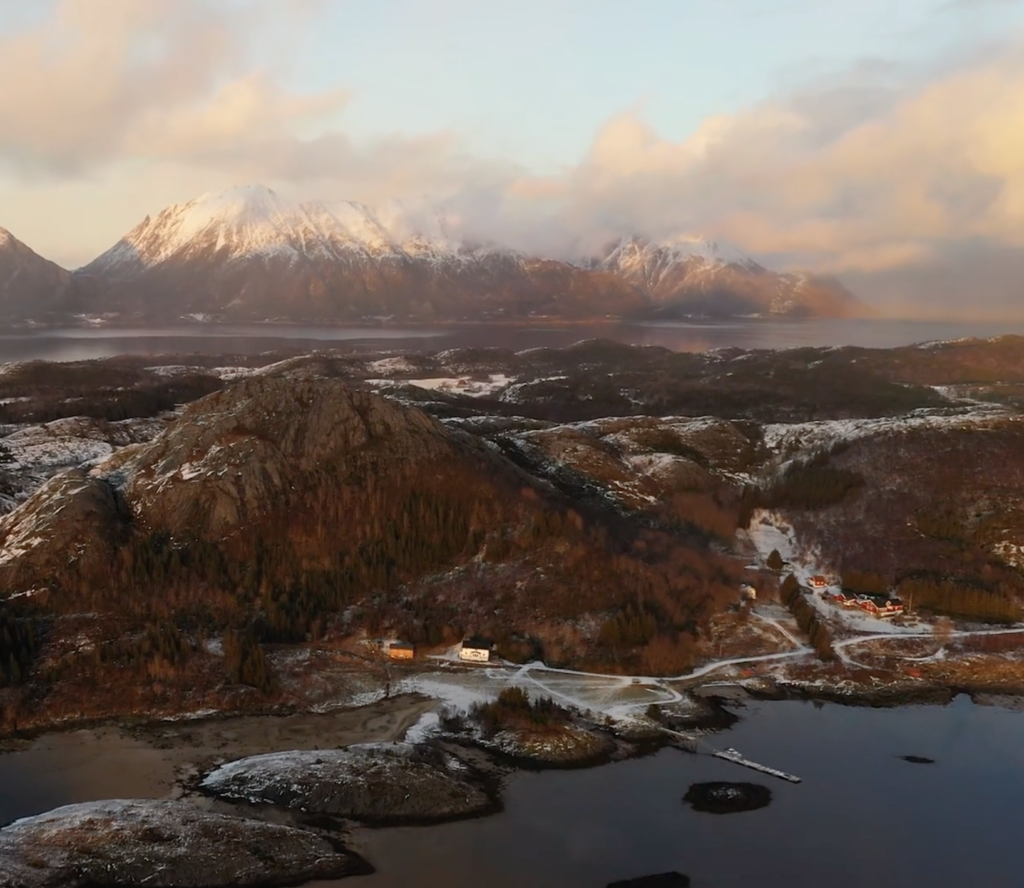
[762,407,1011,456]
[366,356,418,375]
[367,374,515,398]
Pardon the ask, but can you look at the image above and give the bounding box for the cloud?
[487,37,1024,280]
[0,0,513,216]
[0,0,347,175]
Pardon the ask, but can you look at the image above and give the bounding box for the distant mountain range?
[0,185,865,324]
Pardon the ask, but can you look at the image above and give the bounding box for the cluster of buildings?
[810,576,905,618]
[386,637,495,662]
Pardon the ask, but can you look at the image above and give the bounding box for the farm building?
[459,637,494,662]
[388,642,415,660]
[850,595,904,618]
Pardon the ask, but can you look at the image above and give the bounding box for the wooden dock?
[711,747,802,783]
[659,729,802,784]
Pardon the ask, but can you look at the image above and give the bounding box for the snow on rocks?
[0,416,169,514]
[0,799,362,888]
[366,373,515,398]
[761,406,1010,459]
[201,744,492,824]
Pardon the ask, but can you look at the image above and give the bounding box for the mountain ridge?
[4,185,866,322]
[0,226,73,319]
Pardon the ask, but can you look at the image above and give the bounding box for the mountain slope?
[0,376,527,596]
[590,235,862,318]
[71,185,863,322]
[0,228,71,319]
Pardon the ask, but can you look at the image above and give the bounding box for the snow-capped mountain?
[83,186,456,274]
[0,227,72,319]
[74,185,643,322]
[65,185,863,322]
[588,234,859,318]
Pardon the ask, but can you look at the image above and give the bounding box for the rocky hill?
[0,376,523,598]
[0,227,71,320]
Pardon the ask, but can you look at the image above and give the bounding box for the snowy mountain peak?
[657,234,760,268]
[83,185,415,275]
[66,186,864,322]
[173,184,290,239]
[81,185,521,279]
[602,233,761,271]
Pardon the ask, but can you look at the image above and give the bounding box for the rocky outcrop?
[683,781,772,814]
[607,874,691,888]
[0,469,127,592]
[105,376,460,538]
[201,743,494,824]
[0,799,364,888]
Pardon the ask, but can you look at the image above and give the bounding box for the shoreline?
[4,662,1024,753]
[3,677,1023,886]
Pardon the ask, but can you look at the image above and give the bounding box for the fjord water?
[2,318,1024,362]
[4,698,1023,888]
[343,696,1024,888]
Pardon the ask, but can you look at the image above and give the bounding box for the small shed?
[388,641,415,660]
[459,637,494,663]
[809,575,829,589]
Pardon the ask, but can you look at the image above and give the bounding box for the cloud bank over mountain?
[1,0,1023,317]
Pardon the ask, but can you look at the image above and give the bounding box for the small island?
[201,742,496,825]
[683,781,772,814]
[607,873,691,888]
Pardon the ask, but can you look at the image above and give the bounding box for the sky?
[1,0,1023,317]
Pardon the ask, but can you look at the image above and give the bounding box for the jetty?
[659,728,802,784]
[711,747,802,783]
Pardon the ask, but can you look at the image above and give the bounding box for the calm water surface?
[3,697,1023,887]
[1,318,1023,362]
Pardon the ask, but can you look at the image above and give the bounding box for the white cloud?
[0,0,347,174]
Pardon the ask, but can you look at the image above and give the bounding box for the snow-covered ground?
[366,373,515,398]
[742,509,931,636]
[762,407,1014,458]
[0,416,169,514]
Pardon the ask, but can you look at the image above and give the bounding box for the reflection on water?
[0,318,1022,362]
[323,696,1024,888]
[4,698,1024,887]
[0,728,171,826]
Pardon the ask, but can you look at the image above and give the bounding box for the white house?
[459,638,494,662]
